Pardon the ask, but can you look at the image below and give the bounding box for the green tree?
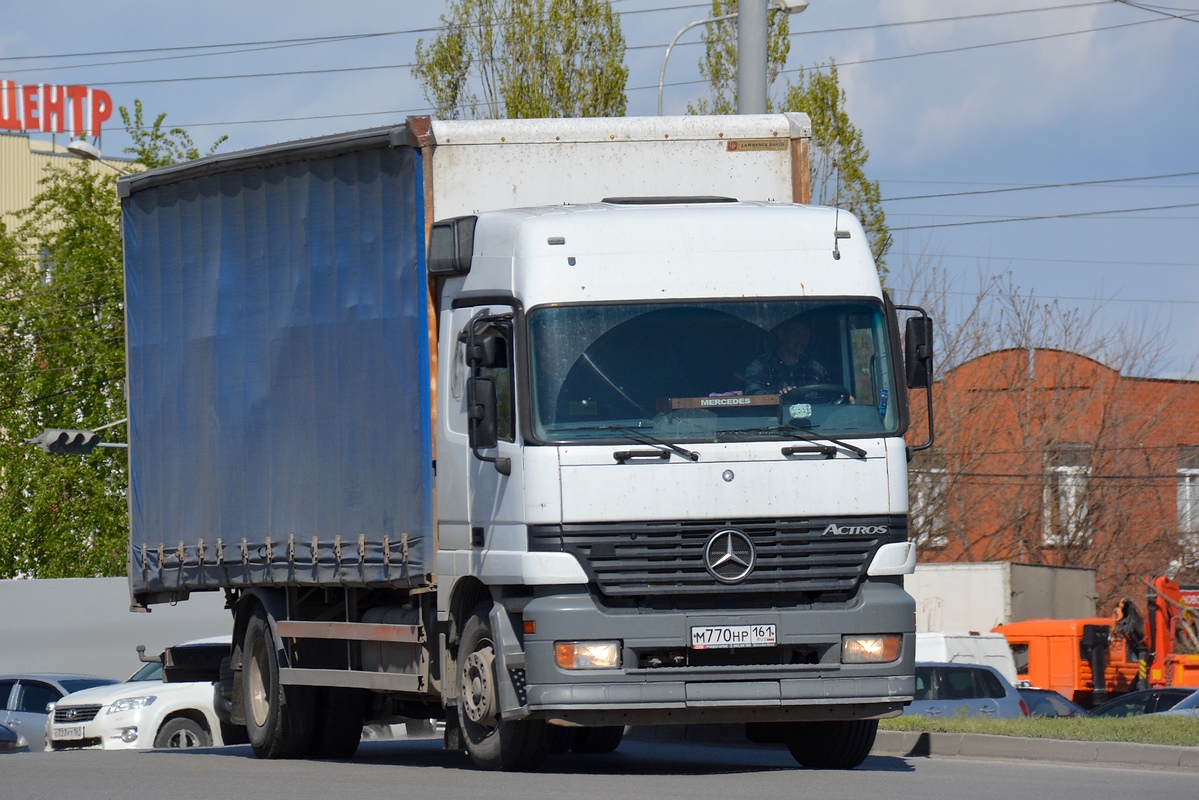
[0,164,127,577]
[412,0,628,119]
[0,105,222,578]
[781,62,889,271]
[689,1,890,273]
[120,98,227,169]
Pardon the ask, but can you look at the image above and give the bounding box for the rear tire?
[308,687,366,759]
[457,602,553,771]
[154,717,211,749]
[784,720,878,770]
[571,726,624,753]
[242,608,314,759]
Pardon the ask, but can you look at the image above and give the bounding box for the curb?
[873,730,1199,770]
[628,726,1199,771]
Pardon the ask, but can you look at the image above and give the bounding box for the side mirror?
[468,376,499,451]
[428,215,477,276]
[465,328,502,369]
[904,316,934,389]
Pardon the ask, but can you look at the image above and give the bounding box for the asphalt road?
[2,737,1195,800]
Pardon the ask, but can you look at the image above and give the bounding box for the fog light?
[841,634,901,663]
[119,727,139,743]
[555,641,621,669]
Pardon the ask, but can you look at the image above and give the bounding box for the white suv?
[46,637,230,750]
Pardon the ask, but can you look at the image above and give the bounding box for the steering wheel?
[783,383,852,405]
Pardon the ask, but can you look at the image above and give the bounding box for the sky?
[2,0,1196,377]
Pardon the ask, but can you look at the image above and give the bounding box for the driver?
[744,316,831,397]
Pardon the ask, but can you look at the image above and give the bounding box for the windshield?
[528,299,899,444]
[127,662,163,682]
[59,678,119,693]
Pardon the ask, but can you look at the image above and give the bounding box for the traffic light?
[26,428,102,455]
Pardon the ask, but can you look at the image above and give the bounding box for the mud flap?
[488,602,531,720]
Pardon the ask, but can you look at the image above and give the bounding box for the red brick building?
[908,348,1199,611]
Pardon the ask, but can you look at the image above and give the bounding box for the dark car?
[0,722,29,753]
[1089,687,1196,718]
[1,674,118,752]
[904,662,1029,719]
[1018,686,1090,718]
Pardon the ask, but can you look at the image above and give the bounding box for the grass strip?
[880,715,1199,747]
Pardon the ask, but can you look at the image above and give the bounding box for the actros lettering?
[822,524,888,536]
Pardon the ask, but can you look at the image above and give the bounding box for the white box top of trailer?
[430,113,811,221]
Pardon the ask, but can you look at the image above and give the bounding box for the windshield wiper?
[726,426,867,458]
[610,425,700,462]
[567,424,700,462]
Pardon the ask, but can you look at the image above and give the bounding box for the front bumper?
[516,581,915,726]
[47,709,151,751]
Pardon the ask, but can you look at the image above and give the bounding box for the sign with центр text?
[1,80,114,138]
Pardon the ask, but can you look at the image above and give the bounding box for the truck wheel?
[570,725,624,753]
[154,717,211,749]
[457,603,553,771]
[784,720,878,770]
[243,608,314,759]
[308,687,366,759]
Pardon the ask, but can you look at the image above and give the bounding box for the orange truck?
[992,617,1141,708]
[994,576,1199,709]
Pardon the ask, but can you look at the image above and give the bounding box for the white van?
[915,631,1019,684]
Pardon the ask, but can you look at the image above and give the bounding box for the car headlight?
[106,695,157,714]
[841,634,902,664]
[555,641,621,669]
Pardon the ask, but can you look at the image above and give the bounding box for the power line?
[30,3,1168,97]
[893,287,1199,307]
[891,201,1199,231]
[892,251,1197,270]
[1118,0,1199,22]
[0,1,1105,70]
[0,3,711,75]
[883,171,1199,202]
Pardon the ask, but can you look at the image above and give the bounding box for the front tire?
[571,726,624,753]
[242,607,313,759]
[457,602,553,771]
[154,717,211,749]
[784,719,878,770]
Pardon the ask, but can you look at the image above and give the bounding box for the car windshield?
[58,678,118,693]
[528,299,899,444]
[1172,690,1199,711]
[128,662,163,682]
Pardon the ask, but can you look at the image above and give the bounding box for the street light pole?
[658,13,735,116]
[662,1,810,117]
[737,0,769,114]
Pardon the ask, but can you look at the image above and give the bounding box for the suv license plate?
[691,624,776,649]
[54,726,84,740]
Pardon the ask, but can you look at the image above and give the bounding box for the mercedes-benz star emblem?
[703,528,756,584]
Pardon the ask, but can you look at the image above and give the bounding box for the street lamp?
[66,139,130,175]
[657,0,809,116]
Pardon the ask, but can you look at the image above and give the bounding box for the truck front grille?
[529,517,902,603]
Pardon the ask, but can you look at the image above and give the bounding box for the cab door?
[438,307,526,560]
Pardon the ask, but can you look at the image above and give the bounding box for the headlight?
[106,695,157,714]
[841,634,901,664]
[555,641,621,669]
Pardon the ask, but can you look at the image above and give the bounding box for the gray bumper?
[516,581,915,726]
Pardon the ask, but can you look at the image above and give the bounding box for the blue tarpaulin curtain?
[123,142,432,594]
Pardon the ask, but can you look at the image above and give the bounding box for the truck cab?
[431,198,922,763]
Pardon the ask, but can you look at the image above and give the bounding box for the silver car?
[0,674,118,751]
[903,662,1029,719]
